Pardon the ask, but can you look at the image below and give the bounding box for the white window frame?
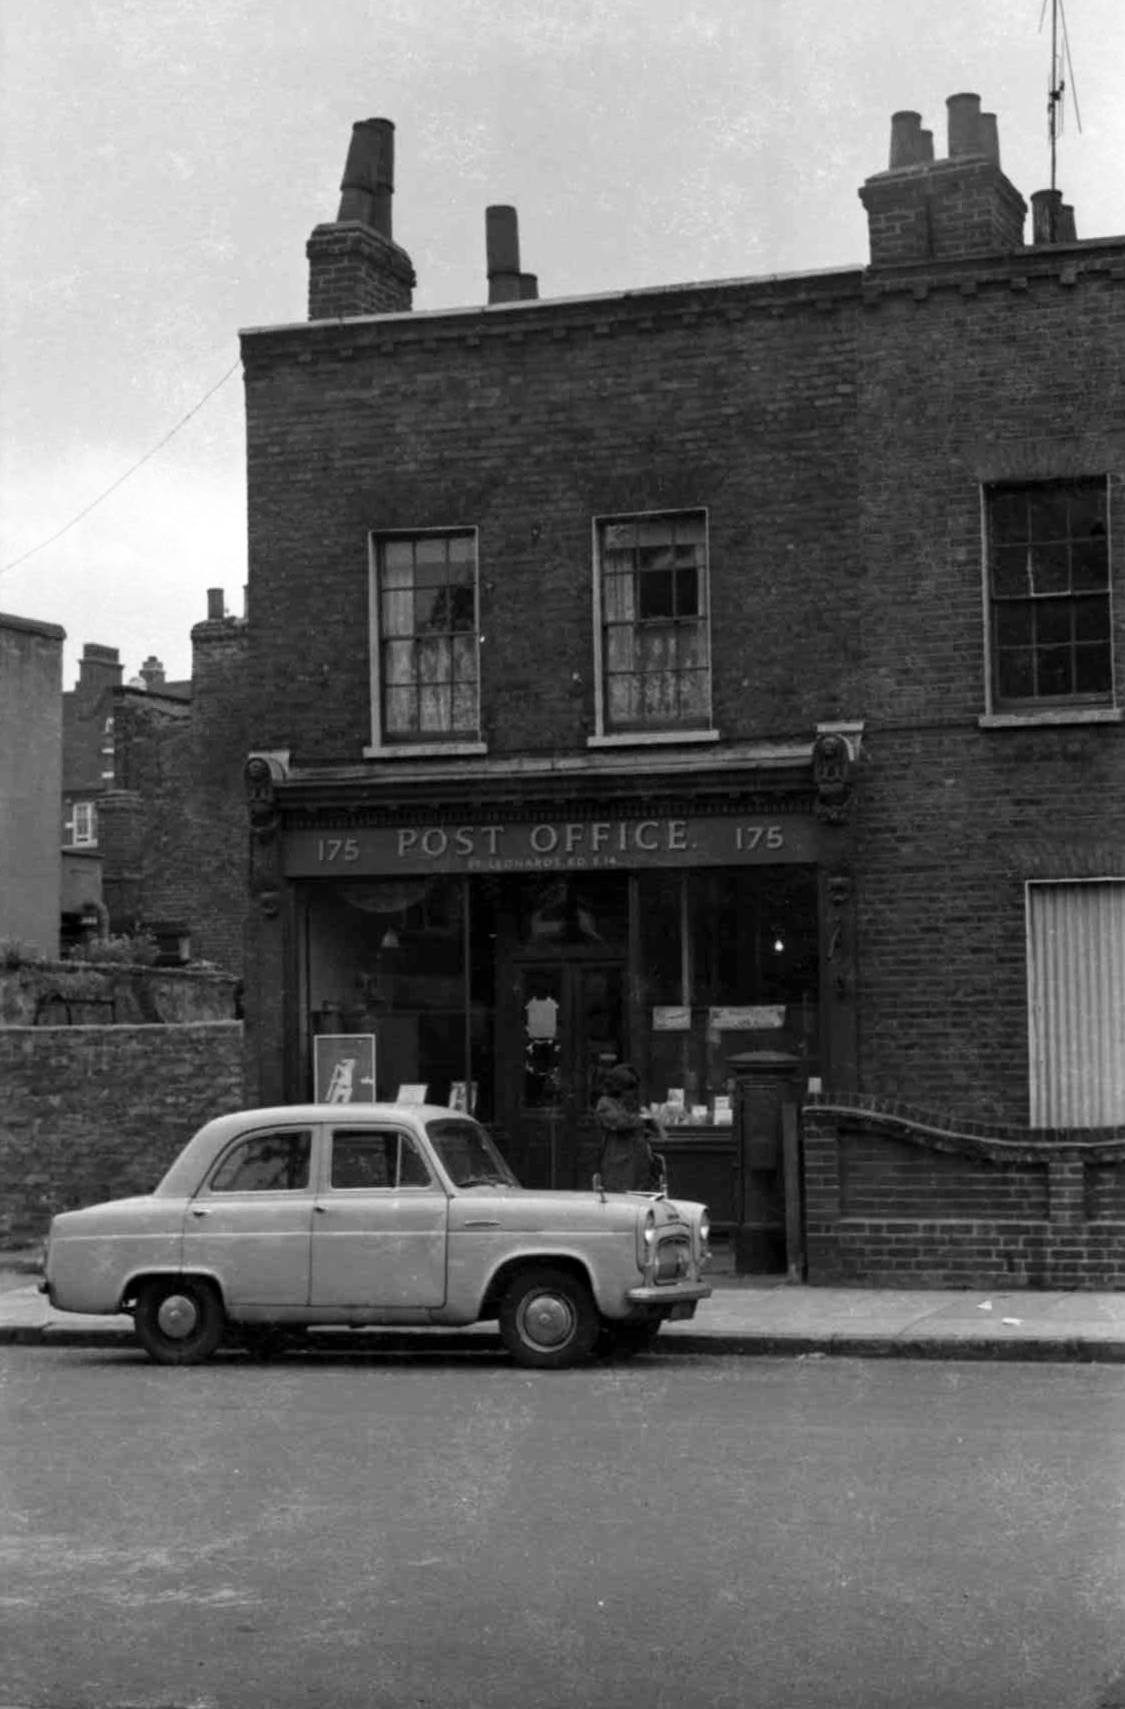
[65,800,97,848]
[979,476,1121,730]
[588,506,719,749]
[1026,877,1125,1127]
[364,526,486,759]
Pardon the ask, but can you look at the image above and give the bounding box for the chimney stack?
[859,91,1026,266]
[1031,187,1078,245]
[485,205,539,303]
[307,118,416,319]
[139,655,166,689]
[77,643,122,698]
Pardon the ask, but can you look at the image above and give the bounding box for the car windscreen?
[425,1118,519,1188]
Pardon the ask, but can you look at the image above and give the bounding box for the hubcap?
[156,1293,199,1340]
[519,1291,575,1349]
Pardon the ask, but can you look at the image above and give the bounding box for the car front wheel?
[498,1266,599,1369]
[133,1277,225,1366]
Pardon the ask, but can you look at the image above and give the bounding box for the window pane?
[990,489,1028,543]
[1031,544,1070,595]
[447,533,475,564]
[606,625,636,671]
[331,1134,392,1188]
[452,632,478,682]
[1036,601,1072,646]
[1074,643,1113,695]
[603,522,636,551]
[995,603,1033,647]
[451,680,477,730]
[636,520,674,548]
[638,568,675,619]
[210,1132,311,1192]
[398,1135,431,1186]
[608,674,638,722]
[1072,539,1109,590]
[1028,488,1070,541]
[447,581,476,631]
[997,648,1034,700]
[384,640,415,684]
[382,540,414,579]
[604,568,634,620]
[385,685,416,732]
[1066,483,1107,539]
[674,514,706,545]
[1036,646,1073,697]
[382,588,414,635]
[675,564,700,615]
[1075,597,1111,642]
[992,545,1030,597]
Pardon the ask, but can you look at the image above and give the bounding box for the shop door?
[502,960,627,1190]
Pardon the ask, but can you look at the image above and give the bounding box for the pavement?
[4,1242,1125,1361]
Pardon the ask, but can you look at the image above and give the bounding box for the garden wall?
[803,1095,1125,1288]
[0,1022,245,1243]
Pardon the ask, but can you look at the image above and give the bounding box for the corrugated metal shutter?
[1027,881,1125,1127]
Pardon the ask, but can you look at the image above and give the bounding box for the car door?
[182,1124,315,1306]
[310,1124,448,1308]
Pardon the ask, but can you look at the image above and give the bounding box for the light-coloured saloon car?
[42,1104,711,1367]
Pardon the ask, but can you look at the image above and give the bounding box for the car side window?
[208,1130,312,1193]
[330,1130,433,1189]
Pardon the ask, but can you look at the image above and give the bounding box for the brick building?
[227,98,1125,1283]
[0,612,65,958]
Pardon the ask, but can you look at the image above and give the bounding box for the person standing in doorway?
[594,1064,661,1192]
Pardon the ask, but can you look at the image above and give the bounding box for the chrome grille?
[654,1236,691,1283]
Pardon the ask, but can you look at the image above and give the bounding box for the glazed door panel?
[502,960,626,1189]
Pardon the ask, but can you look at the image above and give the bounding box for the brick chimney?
[76,643,122,699]
[307,118,416,318]
[859,93,1026,266]
[485,206,539,303]
[139,655,166,689]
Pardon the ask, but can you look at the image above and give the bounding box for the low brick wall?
[0,1023,245,1243]
[804,1096,1125,1289]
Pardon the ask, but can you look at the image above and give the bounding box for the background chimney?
[486,205,538,303]
[139,655,166,689]
[307,118,416,319]
[206,588,225,621]
[860,92,1026,265]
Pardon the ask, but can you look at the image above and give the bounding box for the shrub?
[65,931,160,967]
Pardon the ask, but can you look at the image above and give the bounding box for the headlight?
[698,1211,710,1247]
[637,1207,657,1268]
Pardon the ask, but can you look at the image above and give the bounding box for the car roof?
[153,1103,483,1196]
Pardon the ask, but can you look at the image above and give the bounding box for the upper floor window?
[64,800,97,848]
[987,478,1112,711]
[595,511,711,735]
[371,531,480,747]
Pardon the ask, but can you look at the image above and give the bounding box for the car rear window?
[208,1131,312,1193]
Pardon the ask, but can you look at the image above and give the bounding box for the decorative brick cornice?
[804,1092,1125,1159]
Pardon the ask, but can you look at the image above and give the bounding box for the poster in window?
[314,1034,376,1104]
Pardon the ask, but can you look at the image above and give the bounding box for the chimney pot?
[947,92,982,157]
[1058,203,1077,242]
[919,128,934,162]
[1031,187,1063,243]
[978,112,1000,166]
[337,118,395,238]
[206,588,225,621]
[889,111,924,169]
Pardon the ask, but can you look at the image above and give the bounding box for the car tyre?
[134,1277,225,1366]
[498,1265,600,1369]
[596,1320,663,1360]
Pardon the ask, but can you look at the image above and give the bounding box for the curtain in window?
[1027,881,1125,1125]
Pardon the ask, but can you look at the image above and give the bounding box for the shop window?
[369,530,481,749]
[637,867,819,1121]
[594,511,712,736]
[986,478,1113,712]
[1027,879,1125,1126]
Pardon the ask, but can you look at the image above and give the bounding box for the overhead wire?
[0,356,241,577]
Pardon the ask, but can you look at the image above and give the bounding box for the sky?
[1,0,1122,688]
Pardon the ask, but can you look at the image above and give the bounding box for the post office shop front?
[261,751,858,1217]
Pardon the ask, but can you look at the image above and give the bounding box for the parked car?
[41,1103,711,1367]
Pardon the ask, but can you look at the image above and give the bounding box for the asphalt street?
[2,1346,1124,1709]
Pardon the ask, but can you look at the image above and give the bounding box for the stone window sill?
[978,708,1122,729]
[587,730,721,749]
[363,741,489,759]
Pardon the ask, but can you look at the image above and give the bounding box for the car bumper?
[625,1279,712,1307]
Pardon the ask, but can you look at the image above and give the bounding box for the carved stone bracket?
[812,723,863,825]
[244,751,290,919]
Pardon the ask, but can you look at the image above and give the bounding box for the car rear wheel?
[134,1277,225,1366]
[498,1266,599,1369]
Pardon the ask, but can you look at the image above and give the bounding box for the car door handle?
[314,1203,328,1214]
[190,1207,210,1218]
[463,1219,501,1229]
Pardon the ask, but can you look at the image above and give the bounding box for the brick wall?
[804,1097,1125,1288]
[0,1022,245,1243]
